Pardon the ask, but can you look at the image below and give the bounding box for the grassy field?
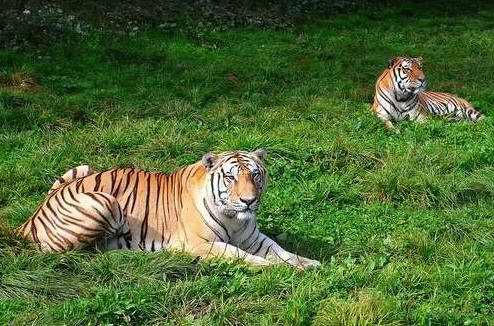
[1,1,494,324]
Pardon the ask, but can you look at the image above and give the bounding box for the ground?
[1,1,494,324]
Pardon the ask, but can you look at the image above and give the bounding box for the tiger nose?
[239,196,256,206]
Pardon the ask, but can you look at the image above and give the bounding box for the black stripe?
[129,173,140,213]
[183,165,195,183]
[164,175,173,230]
[161,174,169,233]
[112,170,125,196]
[153,174,163,244]
[52,205,89,231]
[216,171,223,201]
[171,172,179,221]
[53,194,72,214]
[93,172,103,191]
[140,175,151,248]
[64,199,110,228]
[252,237,267,255]
[30,219,40,244]
[109,169,118,194]
[88,202,118,232]
[67,186,77,202]
[121,170,135,210]
[210,173,218,204]
[37,215,64,251]
[125,232,132,249]
[39,211,67,249]
[176,170,184,218]
[55,208,102,233]
[203,199,230,240]
[198,211,226,242]
[377,87,400,113]
[44,200,58,218]
[246,230,261,251]
[76,178,84,192]
[240,224,258,248]
[155,174,162,218]
[92,192,113,212]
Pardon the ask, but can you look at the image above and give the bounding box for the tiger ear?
[252,148,267,161]
[388,57,400,68]
[414,56,423,66]
[202,153,217,170]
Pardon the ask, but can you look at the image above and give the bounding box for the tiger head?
[202,149,267,219]
[388,56,427,98]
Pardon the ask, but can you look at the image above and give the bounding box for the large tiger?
[372,56,484,131]
[17,150,320,269]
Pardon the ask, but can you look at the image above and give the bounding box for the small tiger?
[17,150,320,269]
[372,56,483,131]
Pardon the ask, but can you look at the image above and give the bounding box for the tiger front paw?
[289,256,321,270]
[384,120,400,134]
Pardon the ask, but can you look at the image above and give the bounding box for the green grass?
[1,2,494,325]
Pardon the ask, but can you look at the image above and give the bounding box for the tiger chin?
[372,56,484,132]
[17,150,321,270]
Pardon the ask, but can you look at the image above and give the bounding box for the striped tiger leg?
[371,95,400,133]
[245,233,320,269]
[21,192,130,252]
[49,165,95,194]
[373,105,399,133]
[412,107,428,123]
[192,241,273,266]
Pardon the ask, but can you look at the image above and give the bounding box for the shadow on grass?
[264,228,341,262]
[0,221,32,254]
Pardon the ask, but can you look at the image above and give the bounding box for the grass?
[1,1,494,324]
